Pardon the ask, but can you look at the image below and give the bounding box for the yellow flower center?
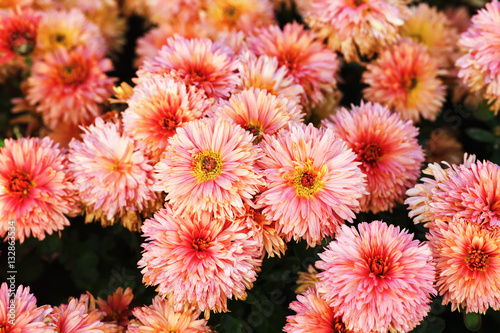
[292,162,325,197]
[242,123,264,144]
[192,238,211,252]
[192,150,223,182]
[466,248,489,272]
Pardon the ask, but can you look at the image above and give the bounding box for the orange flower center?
[352,0,365,6]
[242,123,264,144]
[9,169,33,197]
[301,171,316,188]
[333,317,348,333]
[159,115,177,131]
[193,150,223,182]
[402,75,418,93]
[368,254,389,276]
[192,238,211,252]
[8,29,36,56]
[358,143,382,165]
[0,322,12,333]
[466,249,489,272]
[58,54,89,87]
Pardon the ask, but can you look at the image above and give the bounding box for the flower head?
[0,8,41,64]
[323,101,424,213]
[96,287,134,328]
[257,122,366,246]
[153,117,263,219]
[0,137,77,243]
[68,118,158,231]
[316,221,436,333]
[139,205,263,312]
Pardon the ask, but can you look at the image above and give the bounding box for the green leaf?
[218,314,247,333]
[474,101,496,121]
[466,128,496,143]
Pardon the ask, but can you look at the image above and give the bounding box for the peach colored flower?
[97,287,134,328]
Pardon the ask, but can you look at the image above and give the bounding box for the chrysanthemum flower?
[153,117,263,218]
[316,221,436,333]
[0,283,52,333]
[205,0,274,34]
[248,23,339,107]
[35,8,105,56]
[431,159,500,229]
[123,74,212,160]
[68,118,158,231]
[425,128,464,165]
[96,287,133,328]
[144,0,204,26]
[284,287,351,333]
[323,102,424,213]
[236,51,304,104]
[26,46,115,130]
[362,39,446,122]
[256,122,366,246]
[456,0,500,114]
[405,154,476,226]
[0,8,41,64]
[139,205,263,312]
[207,88,303,144]
[428,218,500,313]
[127,296,210,333]
[0,137,77,243]
[295,265,319,295]
[137,36,240,99]
[305,0,408,62]
[400,3,459,71]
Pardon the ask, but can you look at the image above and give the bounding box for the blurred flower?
[207,88,303,144]
[127,296,210,332]
[236,51,304,104]
[137,36,240,99]
[97,287,133,328]
[0,137,77,243]
[153,117,263,219]
[305,0,409,62]
[425,128,464,165]
[139,205,263,312]
[26,46,115,129]
[0,8,41,64]
[316,221,436,333]
[284,287,351,333]
[0,283,51,332]
[295,265,319,294]
[109,82,134,104]
[428,218,500,313]
[323,102,424,213]
[123,74,211,160]
[68,118,158,231]
[362,39,446,122]
[248,23,339,108]
[143,0,204,26]
[456,0,500,114]
[257,122,366,246]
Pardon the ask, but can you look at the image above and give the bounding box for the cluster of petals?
[248,23,339,107]
[0,283,51,332]
[26,45,115,129]
[305,0,409,62]
[127,295,210,332]
[428,218,500,313]
[137,36,240,99]
[153,117,264,219]
[316,220,436,333]
[323,101,424,213]
[96,287,134,328]
[362,38,446,122]
[122,74,212,160]
[0,137,77,243]
[139,204,263,312]
[256,122,366,246]
[456,0,500,113]
[68,118,157,231]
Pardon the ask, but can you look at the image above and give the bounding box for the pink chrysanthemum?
[96,287,134,328]
[428,218,500,313]
[0,137,77,243]
[456,0,500,114]
[431,159,500,229]
[305,0,408,62]
[139,205,263,312]
[0,8,41,64]
[68,118,157,231]
[26,46,115,130]
[284,287,351,333]
[362,39,446,122]
[127,296,210,333]
[122,74,212,160]
[236,51,304,104]
[316,221,436,333]
[248,23,339,107]
[153,117,264,218]
[137,36,240,99]
[256,122,366,246]
[323,101,424,213]
[0,283,51,333]
[207,88,304,144]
